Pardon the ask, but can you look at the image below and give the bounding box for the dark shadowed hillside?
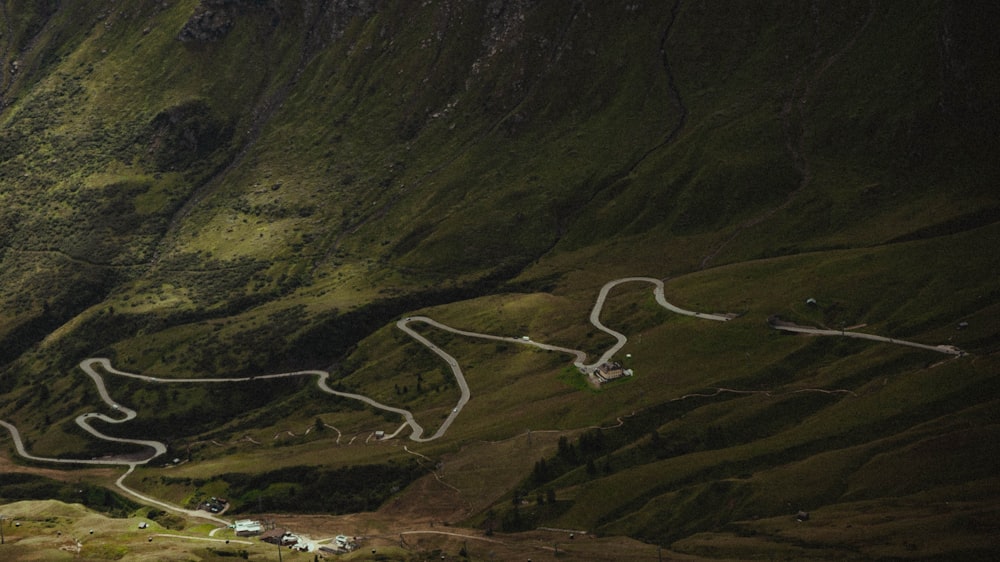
[0,1,998,559]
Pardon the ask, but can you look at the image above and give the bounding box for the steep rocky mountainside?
[1,1,998,558]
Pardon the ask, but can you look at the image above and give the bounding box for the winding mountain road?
[0,276,964,525]
[585,277,733,369]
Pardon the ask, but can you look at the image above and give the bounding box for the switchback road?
[0,276,963,526]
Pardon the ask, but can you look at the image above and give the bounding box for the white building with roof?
[233,519,263,535]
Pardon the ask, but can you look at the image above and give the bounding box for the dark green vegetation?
[1,0,998,559]
[183,460,425,515]
[0,473,138,517]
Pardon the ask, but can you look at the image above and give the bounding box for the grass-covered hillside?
[1,1,998,559]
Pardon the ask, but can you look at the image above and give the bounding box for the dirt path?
[768,318,964,356]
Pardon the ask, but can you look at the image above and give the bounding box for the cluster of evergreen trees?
[0,473,138,517]
[213,460,426,514]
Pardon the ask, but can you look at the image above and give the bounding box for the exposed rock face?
[305,0,377,42]
[177,0,377,44]
[177,0,254,43]
[482,0,541,55]
[146,100,233,171]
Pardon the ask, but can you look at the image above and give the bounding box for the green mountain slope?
[1,1,998,559]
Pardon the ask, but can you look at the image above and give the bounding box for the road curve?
[584,277,732,370]
[0,276,962,528]
[395,317,472,440]
[116,464,231,526]
[2,277,728,468]
[0,420,228,525]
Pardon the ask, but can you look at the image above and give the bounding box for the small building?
[260,528,289,545]
[374,430,385,439]
[233,519,263,536]
[595,361,626,382]
[321,535,357,553]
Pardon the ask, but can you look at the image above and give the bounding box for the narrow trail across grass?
[768,318,964,356]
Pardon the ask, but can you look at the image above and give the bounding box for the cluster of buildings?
[199,497,228,514]
[230,519,357,554]
[319,535,359,555]
[260,528,307,550]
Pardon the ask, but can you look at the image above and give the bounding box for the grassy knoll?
[0,499,271,562]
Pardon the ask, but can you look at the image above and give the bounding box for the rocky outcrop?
[146,100,233,171]
[177,0,376,45]
[303,0,377,45]
[177,0,261,43]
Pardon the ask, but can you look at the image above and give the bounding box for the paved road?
[115,464,231,526]
[0,419,229,526]
[77,360,168,459]
[0,276,964,528]
[1,279,731,463]
[584,277,732,370]
[394,317,473,440]
[0,420,133,467]
[11,278,957,464]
